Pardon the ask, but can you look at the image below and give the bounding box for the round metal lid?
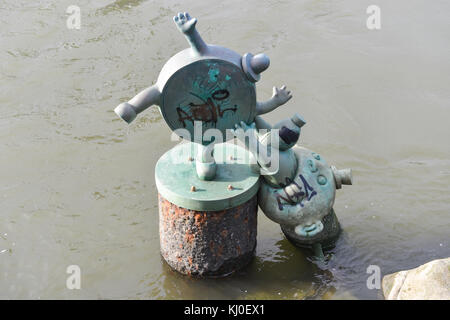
[160,59,256,144]
[155,142,260,211]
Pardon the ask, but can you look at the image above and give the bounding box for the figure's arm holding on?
[256,85,292,115]
[232,121,273,168]
[254,116,272,130]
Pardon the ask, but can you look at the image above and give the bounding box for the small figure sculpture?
[113,11,353,270]
[233,111,352,256]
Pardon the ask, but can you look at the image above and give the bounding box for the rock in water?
[382,257,450,300]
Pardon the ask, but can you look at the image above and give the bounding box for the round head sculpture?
[158,50,257,143]
[114,12,270,145]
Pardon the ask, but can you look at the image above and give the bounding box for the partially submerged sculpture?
[114,12,353,275]
[114,12,296,276]
[234,113,352,256]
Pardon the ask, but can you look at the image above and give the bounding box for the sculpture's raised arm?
[173,12,208,55]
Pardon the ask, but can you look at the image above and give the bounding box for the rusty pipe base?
[281,208,341,251]
[158,194,258,277]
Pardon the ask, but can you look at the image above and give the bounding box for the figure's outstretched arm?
[256,85,292,115]
[114,85,161,123]
[173,12,208,55]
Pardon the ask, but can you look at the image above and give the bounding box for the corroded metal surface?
[159,194,257,277]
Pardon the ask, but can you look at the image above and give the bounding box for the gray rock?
[382,257,450,300]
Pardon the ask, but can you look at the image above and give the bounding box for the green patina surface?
[207,66,220,82]
[155,142,260,211]
[161,59,257,143]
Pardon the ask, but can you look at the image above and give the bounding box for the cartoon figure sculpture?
[114,12,291,180]
[114,12,353,275]
[113,12,300,277]
[234,113,353,256]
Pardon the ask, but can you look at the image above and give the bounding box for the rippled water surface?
[1,0,449,299]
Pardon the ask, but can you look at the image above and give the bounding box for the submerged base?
[159,194,258,277]
[281,209,341,251]
[155,142,260,277]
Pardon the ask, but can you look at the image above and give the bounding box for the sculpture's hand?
[173,12,197,34]
[271,85,292,106]
[256,85,292,115]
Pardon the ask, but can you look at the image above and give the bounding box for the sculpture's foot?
[196,160,216,181]
[281,208,341,252]
[195,143,216,180]
[312,243,325,261]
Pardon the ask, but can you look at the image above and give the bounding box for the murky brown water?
[1,0,449,299]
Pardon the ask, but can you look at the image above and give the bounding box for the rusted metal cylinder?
[159,194,257,277]
[155,142,260,277]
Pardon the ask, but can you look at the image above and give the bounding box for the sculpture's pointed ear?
[250,54,270,74]
[242,53,270,82]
